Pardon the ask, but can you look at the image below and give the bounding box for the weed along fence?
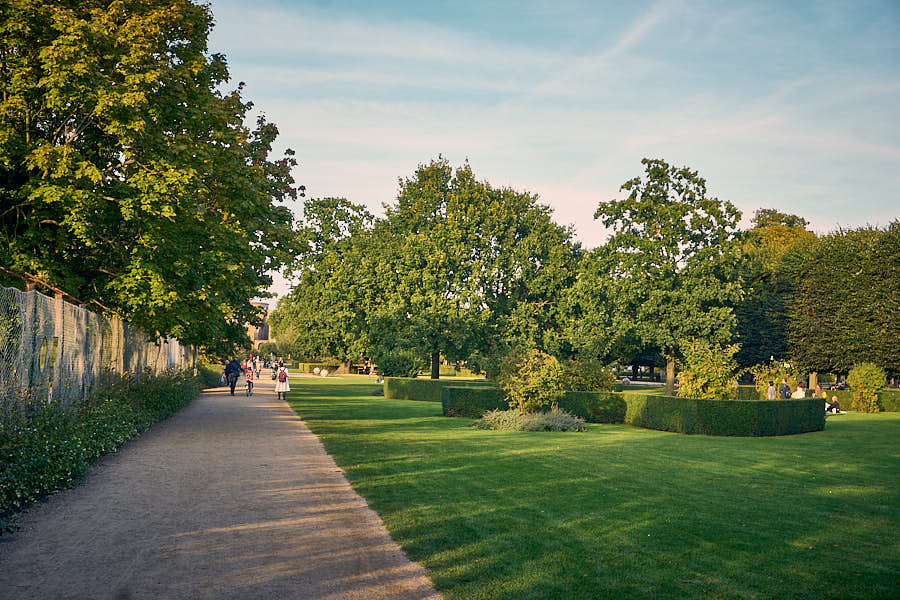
[0,284,197,405]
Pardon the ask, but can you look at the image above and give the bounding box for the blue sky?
[208,0,899,294]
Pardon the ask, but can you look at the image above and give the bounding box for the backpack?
[278,369,287,382]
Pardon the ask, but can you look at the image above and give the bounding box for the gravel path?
[0,375,441,600]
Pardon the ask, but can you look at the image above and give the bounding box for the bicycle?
[245,378,254,396]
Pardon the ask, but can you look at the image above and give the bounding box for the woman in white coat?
[275,365,290,401]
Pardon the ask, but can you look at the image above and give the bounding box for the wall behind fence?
[0,285,197,405]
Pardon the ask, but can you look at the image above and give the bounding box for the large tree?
[594,158,742,395]
[0,0,299,354]
[269,197,376,363]
[734,209,816,367]
[376,159,580,378]
[784,222,900,376]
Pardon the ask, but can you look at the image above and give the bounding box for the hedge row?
[384,377,492,403]
[736,385,900,411]
[621,393,825,436]
[0,370,202,533]
[296,362,340,374]
[440,387,627,423]
[441,386,506,417]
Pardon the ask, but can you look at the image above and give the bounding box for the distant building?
[247,301,270,348]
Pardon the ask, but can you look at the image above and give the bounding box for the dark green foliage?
[384,377,491,403]
[372,347,423,378]
[0,370,201,532]
[622,393,824,436]
[441,386,506,418]
[784,223,900,374]
[557,391,626,423]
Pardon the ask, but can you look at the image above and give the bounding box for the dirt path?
[0,375,441,600]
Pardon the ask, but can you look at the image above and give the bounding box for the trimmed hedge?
[1,370,202,532]
[442,386,506,418]
[621,393,825,436]
[296,362,340,374]
[557,391,627,423]
[384,377,492,403]
[737,385,900,411]
[441,387,628,423]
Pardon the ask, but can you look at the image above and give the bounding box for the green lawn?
[287,376,900,599]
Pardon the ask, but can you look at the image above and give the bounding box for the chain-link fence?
[0,285,197,405]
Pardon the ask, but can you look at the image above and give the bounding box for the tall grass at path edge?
[286,376,900,600]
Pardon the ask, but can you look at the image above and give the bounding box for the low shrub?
[475,407,586,432]
[748,359,806,397]
[499,349,565,413]
[373,348,422,378]
[0,369,201,533]
[558,391,627,423]
[847,362,886,413]
[676,341,739,400]
[442,386,506,418]
[384,377,491,403]
[621,393,824,436]
[198,362,224,388]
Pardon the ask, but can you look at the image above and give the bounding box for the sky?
[206,0,900,298]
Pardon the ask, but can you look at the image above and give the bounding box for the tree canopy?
[0,0,300,354]
[594,158,743,394]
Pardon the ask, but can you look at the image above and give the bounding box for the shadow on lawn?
[289,381,900,600]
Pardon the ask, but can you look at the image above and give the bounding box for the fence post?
[20,284,36,391]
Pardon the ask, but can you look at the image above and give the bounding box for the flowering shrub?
[847,362,886,413]
[677,341,739,400]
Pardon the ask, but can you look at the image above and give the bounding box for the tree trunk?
[632,364,638,380]
[430,351,440,379]
[665,357,676,396]
[809,371,817,391]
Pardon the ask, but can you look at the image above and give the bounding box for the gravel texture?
[0,375,441,600]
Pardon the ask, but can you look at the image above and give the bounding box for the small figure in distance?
[778,378,791,399]
[790,383,806,399]
[766,380,777,400]
[825,395,842,414]
[275,364,290,401]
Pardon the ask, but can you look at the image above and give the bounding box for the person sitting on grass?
[791,383,806,399]
[825,396,841,414]
[766,381,777,400]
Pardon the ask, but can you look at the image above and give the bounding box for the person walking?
[224,356,241,396]
[275,364,290,401]
[244,363,255,396]
[766,381,777,400]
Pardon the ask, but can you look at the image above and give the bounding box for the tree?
[734,209,816,367]
[375,158,580,378]
[594,158,743,395]
[676,340,739,400]
[783,223,900,375]
[0,0,300,355]
[269,198,375,363]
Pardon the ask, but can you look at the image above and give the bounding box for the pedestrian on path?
[224,356,241,396]
[275,365,290,401]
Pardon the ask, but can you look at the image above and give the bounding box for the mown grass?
[287,376,900,600]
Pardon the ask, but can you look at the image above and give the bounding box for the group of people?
[222,355,291,400]
[765,378,842,413]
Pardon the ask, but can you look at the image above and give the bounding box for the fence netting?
[0,285,196,405]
